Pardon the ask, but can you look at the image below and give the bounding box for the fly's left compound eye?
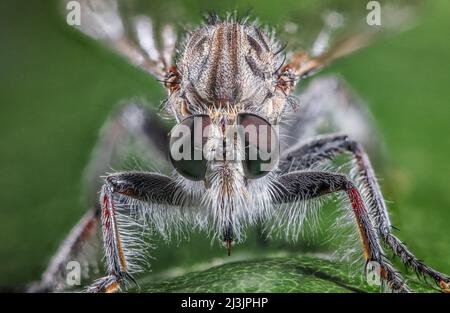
[237,113,279,179]
[169,114,211,181]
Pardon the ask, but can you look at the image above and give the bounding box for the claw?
[123,271,139,290]
[87,271,138,293]
[87,275,121,293]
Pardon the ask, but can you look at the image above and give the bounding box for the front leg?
[280,134,450,292]
[88,172,185,293]
[30,104,171,293]
[273,171,410,292]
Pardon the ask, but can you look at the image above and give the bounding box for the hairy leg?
[280,134,450,292]
[82,104,169,204]
[28,209,100,292]
[273,171,409,292]
[30,104,170,292]
[88,172,185,293]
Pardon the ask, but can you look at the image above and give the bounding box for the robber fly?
[30,0,449,293]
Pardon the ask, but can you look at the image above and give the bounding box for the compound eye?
[237,113,279,179]
[169,114,211,181]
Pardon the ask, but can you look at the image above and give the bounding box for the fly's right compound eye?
[237,113,279,179]
[169,114,211,181]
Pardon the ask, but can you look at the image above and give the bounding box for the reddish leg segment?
[274,171,410,292]
[280,134,450,292]
[87,172,186,293]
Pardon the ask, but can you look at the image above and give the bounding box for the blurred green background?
[0,0,449,290]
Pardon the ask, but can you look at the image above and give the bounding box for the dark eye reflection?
[168,113,279,181]
[237,113,279,179]
[169,114,210,181]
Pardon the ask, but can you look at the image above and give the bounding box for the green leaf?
[133,255,436,293]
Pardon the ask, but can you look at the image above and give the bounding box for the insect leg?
[28,209,100,292]
[273,171,410,292]
[88,172,185,293]
[82,103,169,205]
[280,134,450,292]
[31,104,170,292]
